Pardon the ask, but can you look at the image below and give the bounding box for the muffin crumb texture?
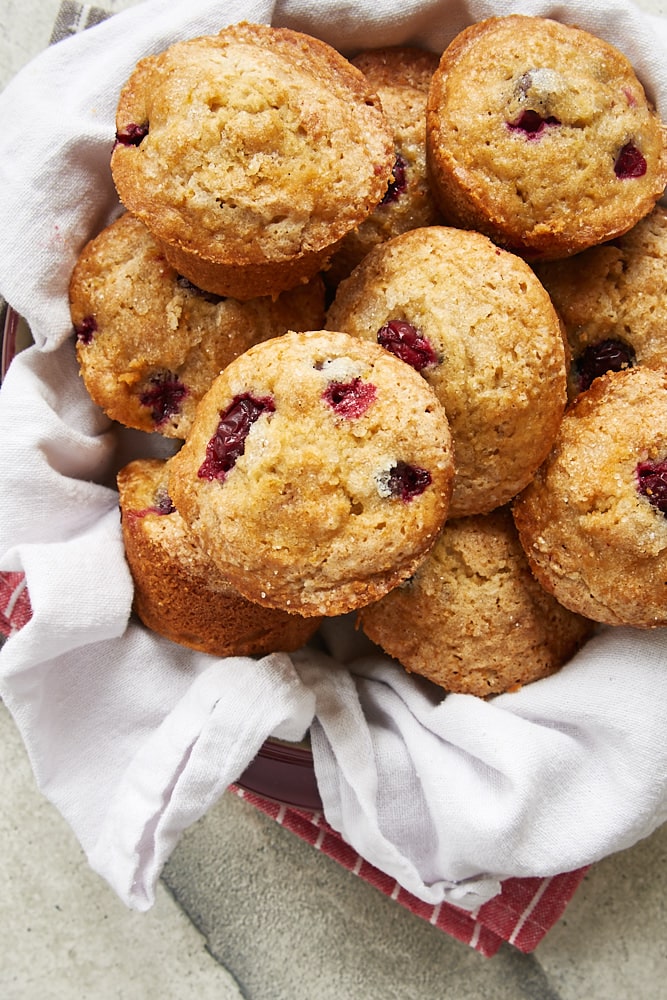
[67,16,667,695]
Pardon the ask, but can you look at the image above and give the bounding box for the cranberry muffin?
[168,329,454,617]
[111,22,394,298]
[70,213,325,438]
[118,457,321,656]
[359,506,593,697]
[326,225,568,517]
[534,205,667,399]
[513,366,667,627]
[426,15,667,259]
[325,46,443,287]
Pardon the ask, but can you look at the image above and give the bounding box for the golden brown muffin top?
[111,22,394,266]
[426,15,667,258]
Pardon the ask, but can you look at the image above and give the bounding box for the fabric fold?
[1,0,667,913]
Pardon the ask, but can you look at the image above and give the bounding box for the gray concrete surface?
[2,1,667,997]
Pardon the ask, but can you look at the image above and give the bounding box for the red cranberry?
[507,109,560,138]
[377,320,438,372]
[154,489,176,515]
[139,372,189,426]
[386,461,432,502]
[323,378,377,418]
[614,143,647,179]
[381,153,408,205]
[575,339,636,392]
[127,489,175,519]
[114,122,149,148]
[198,393,275,481]
[636,458,667,515]
[75,315,97,345]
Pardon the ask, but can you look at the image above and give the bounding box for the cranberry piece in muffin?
[139,372,189,428]
[615,142,647,179]
[75,315,97,345]
[636,458,667,515]
[114,122,149,147]
[199,394,275,482]
[379,461,432,502]
[377,319,438,371]
[575,339,636,393]
[323,378,377,418]
[381,153,408,204]
[507,109,560,138]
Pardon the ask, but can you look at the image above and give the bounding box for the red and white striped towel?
[0,568,585,955]
[232,785,588,957]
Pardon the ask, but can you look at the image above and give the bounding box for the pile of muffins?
[69,16,667,697]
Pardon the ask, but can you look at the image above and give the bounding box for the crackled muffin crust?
[513,366,667,627]
[111,22,394,297]
[426,15,667,259]
[168,329,454,617]
[70,213,324,438]
[118,458,321,656]
[359,506,593,697]
[326,225,567,517]
[534,205,667,399]
[325,46,443,286]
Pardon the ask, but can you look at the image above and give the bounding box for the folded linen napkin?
[2,0,667,915]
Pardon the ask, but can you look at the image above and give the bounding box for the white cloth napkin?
[2,0,667,913]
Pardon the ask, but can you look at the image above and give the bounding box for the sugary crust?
[326,225,567,516]
[168,329,454,616]
[326,47,443,286]
[117,458,321,655]
[513,366,667,627]
[534,204,667,398]
[426,15,667,259]
[111,22,394,294]
[359,506,593,697]
[351,45,440,92]
[70,213,325,437]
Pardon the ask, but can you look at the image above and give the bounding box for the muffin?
[70,213,325,438]
[117,457,321,656]
[110,22,395,298]
[326,225,568,517]
[325,46,443,287]
[426,15,667,260]
[534,205,667,399]
[513,366,667,627]
[168,329,455,617]
[359,506,593,697]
